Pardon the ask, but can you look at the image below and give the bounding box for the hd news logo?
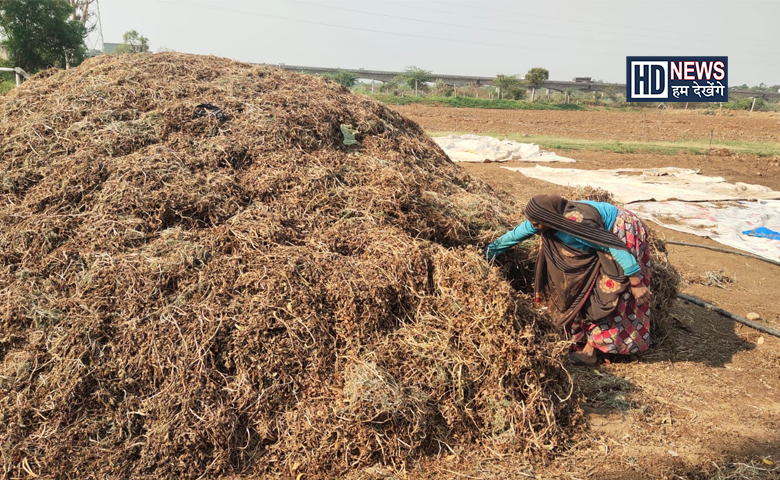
[626,56,728,102]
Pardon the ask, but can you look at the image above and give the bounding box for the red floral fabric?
[569,208,652,355]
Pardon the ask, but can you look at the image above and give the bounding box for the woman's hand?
[630,284,652,305]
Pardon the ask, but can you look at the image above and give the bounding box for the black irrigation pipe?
[678,293,780,339]
[666,240,780,268]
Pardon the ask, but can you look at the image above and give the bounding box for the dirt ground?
[394,105,780,143]
[401,106,780,479]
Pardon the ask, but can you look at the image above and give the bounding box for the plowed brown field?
[394,104,780,142]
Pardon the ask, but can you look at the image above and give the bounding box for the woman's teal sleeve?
[484,220,538,260]
[609,247,641,276]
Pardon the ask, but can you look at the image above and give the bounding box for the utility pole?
[94,0,104,52]
[69,0,105,53]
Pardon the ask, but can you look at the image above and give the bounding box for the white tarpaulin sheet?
[502,165,780,262]
[433,134,576,163]
[501,166,780,203]
[630,200,780,262]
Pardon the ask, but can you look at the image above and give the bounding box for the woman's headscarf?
[525,195,629,251]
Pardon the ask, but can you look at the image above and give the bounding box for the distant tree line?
[325,66,434,93]
[326,66,552,101]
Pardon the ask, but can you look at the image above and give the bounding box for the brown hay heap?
[0,53,578,478]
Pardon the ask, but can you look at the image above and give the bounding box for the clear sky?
[93,0,779,86]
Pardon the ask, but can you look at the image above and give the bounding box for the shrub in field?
[0,70,14,93]
[495,74,526,100]
[396,66,432,92]
[374,94,582,110]
[723,96,767,111]
[327,69,359,87]
[432,78,453,97]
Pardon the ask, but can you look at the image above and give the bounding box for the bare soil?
[400,105,780,479]
[394,104,780,143]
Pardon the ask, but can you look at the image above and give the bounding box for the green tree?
[397,66,432,91]
[494,73,525,100]
[524,67,549,89]
[114,30,150,53]
[0,0,87,72]
[524,67,549,102]
[326,69,358,88]
[66,0,93,25]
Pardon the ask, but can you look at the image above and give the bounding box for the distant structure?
[0,45,8,61]
[276,64,494,87]
[92,0,105,53]
[103,42,120,54]
[266,64,780,100]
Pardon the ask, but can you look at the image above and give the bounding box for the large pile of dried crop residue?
[0,53,581,479]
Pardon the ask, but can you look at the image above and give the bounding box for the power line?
[428,0,775,48]
[295,0,777,57]
[292,0,680,51]
[158,0,626,57]
[387,0,773,51]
